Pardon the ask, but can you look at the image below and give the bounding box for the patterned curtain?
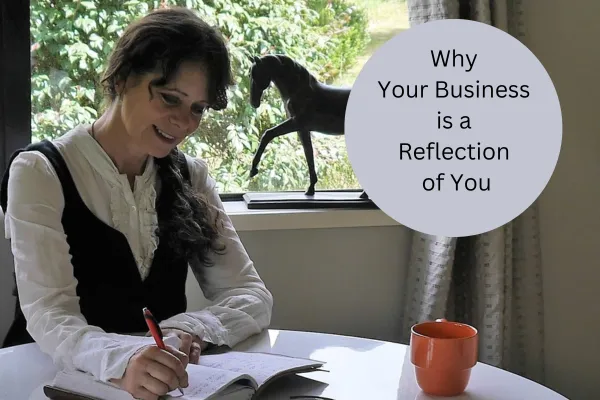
[400,0,545,385]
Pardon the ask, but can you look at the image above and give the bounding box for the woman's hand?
[111,345,189,400]
[161,328,207,364]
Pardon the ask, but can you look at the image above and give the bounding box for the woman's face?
[118,61,210,159]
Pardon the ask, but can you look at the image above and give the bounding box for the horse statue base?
[243,190,378,210]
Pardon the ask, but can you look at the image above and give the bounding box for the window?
[6,0,408,202]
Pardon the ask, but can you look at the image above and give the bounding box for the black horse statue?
[248,54,367,199]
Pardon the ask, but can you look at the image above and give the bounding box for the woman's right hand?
[112,345,189,400]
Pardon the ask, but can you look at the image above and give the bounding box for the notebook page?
[200,384,254,400]
[198,352,323,387]
[52,370,133,400]
[169,364,254,400]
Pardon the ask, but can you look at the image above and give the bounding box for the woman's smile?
[153,125,177,143]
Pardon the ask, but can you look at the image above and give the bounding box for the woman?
[1,6,273,400]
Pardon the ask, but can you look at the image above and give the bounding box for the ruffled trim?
[108,182,129,238]
[139,182,159,280]
[103,157,159,281]
[108,178,159,281]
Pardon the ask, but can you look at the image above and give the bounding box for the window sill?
[223,201,400,231]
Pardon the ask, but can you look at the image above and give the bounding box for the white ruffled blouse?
[2,124,273,383]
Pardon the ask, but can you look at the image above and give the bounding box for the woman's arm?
[4,151,162,382]
[157,157,273,348]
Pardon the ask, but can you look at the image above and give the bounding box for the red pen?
[143,307,184,396]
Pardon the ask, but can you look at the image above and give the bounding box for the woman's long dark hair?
[100,6,233,267]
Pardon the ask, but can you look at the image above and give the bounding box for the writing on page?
[199,352,322,387]
[166,364,250,399]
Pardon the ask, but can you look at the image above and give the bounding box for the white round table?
[0,329,568,400]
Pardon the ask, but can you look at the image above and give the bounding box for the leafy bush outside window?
[30,0,370,193]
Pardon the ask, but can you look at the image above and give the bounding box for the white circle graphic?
[345,19,562,237]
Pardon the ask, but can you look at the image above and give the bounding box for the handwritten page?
[198,352,323,387]
[169,364,252,400]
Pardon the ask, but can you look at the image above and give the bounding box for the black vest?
[1,140,189,347]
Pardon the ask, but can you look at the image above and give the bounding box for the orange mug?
[410,318,478,396]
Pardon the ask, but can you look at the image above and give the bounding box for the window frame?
[0,0,31,174]
[4,0,366,205]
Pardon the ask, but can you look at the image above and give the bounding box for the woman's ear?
[115,80,124,96]
[115,75,132,96]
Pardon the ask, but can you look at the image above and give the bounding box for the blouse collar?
[72,124,157,189]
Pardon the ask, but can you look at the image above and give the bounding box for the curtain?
[400,0,545,385]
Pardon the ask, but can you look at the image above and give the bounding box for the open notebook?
[43,350,325,400]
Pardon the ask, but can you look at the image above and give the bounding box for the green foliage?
[30,0,369,192]
[306,0,370,82]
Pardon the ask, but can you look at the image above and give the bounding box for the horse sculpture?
[248,54,367,199]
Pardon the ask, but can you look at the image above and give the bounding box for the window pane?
[30,0,408,194]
